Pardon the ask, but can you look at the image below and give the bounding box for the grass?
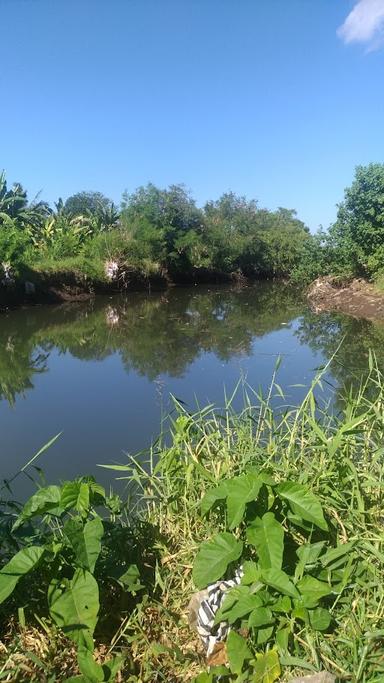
[1,358,384,681]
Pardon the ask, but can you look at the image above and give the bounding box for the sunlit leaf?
[65,517,104,573]
[0,546,45,604]
[227,631,252,675]
[276,482,327,530]
[252,649,281,683]
[193,533,243,589]
[13,486,61,529]
[308,607,332,631]
[247,512,284,570]
[48,569,99,647]
[260,568,299,598]
[297,575,333,608]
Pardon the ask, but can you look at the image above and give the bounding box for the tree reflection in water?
[1,283,382,406]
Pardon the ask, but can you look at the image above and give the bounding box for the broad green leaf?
[65,517,104,573]
[227,631,252,675]
[200,482,228,515]
[225,473,263,529]
[60,481,91,516]
[275,626,290,652]
[215,586,263,624]
[0,546,44,604]
[295,541,326,581]
[260,568,299,598]
[297,575,333,608]
[195,669,228,683]
[194,673,213,683]
[12,486,61,529]
[252,649,281,683]
[271,595,291,612]
[256,625,275,645]
[77,647,104,682]
[292,605,309,623]
[247,512,284,570]
[49,568,99,647]
[193,533,243,588]
[248,606,273,628]
[276,482,327,530]
[308,607,332,631]
[89,481,106,502]
[102,654,125,680]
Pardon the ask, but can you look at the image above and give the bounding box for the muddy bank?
[308,276,384,321]
[0,270,169,311]
[0,266,243,311]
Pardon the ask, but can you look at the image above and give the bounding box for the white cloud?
[338,0,384,49]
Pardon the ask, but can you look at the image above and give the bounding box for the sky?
[1,0,384,231]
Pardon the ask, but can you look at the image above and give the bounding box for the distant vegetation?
[291,163,384,286]
[2,162,384,294]
[0,171,310,289]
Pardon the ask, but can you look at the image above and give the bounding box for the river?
[1,282,383,496]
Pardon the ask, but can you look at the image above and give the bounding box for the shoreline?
[307,276,384,322]
[0,268,275,312]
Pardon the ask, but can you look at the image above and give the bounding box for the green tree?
[0,171,50,231]
[121,183,204,272]
[64,191,113,217]
[330,163,384,277]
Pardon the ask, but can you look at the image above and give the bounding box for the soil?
[307,276,384,322]
[0,267,245,312]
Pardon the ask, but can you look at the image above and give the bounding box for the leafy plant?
[193,470,357,681]
[0,477,147,682]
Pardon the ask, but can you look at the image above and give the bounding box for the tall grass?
[106,355,384,681]
[1,359,384,681]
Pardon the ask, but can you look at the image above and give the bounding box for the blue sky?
[1,0,384,230]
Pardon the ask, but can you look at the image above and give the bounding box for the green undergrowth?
[1,357,384,681]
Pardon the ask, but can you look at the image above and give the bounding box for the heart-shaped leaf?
[247,512,284,570]
[0,546,45,604]
[193,533,243,588]
[276,482,327,530]
[261,568,299,598]
[227,631,252,674]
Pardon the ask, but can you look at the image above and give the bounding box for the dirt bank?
[0,266,241,311]
[308,276,384,321]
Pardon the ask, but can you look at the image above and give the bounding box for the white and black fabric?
[196,566,243,656]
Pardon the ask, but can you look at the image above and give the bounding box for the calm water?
[1,282,383,496]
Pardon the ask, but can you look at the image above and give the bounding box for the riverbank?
[0,261,242,311]
[1,364,383,681]
[307,275,384,321]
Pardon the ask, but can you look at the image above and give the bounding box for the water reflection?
[295,310,384,389]
[2,282,383,492]
[0,283,303,402]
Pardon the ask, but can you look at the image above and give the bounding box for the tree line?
[1,163,384,285]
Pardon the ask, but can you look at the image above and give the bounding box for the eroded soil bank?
[0,267,237,311]
[308,276,384,321]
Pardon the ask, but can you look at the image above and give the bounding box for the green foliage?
[193,469,347,668]
[2,361,384,680]
[0,476,152,681]
[0,171,312,287]
[0,223,33,266]
[64,192,113,218]
[4,163,384,289]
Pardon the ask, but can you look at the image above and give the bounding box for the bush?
[0,224,32,268]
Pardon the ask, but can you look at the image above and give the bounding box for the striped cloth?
[196,566,243,656]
